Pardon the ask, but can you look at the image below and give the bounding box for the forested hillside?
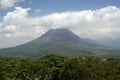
[0,54,120,80]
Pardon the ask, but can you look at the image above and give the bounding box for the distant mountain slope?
[97,38,120,48]
[0,28,119,58]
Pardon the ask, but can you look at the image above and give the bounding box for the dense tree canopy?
[0,55,119,80]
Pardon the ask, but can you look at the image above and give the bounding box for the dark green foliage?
[0,55,119,80]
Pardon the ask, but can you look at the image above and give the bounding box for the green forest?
[0,54,120,80]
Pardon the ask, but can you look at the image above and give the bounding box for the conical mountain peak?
[40,28,81,43]
[0,28,106,58]
[41,28,73,37]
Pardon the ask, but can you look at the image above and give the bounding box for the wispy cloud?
[34,9,42,15]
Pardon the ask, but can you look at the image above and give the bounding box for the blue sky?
[1,0,120,18]
[0,0,120,48]
[19,0,120,13]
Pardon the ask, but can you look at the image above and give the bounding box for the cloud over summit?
[0,6,120,48]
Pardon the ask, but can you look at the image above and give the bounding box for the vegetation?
[0,54,120,80]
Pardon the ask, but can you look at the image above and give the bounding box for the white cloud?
[3,25,16,32]
[3,7,30,25]
[0,6,120,48]
[0,0,23,9]
[37,6,120,39]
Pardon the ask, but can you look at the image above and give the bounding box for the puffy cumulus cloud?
[0,6,45,41]
[38,6,120,39]
[0,6,120,48]
[1,25,16,37]
[0,0,23,9]
[3,7,31,25]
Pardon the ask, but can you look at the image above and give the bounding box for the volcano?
[0,28,119,58]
